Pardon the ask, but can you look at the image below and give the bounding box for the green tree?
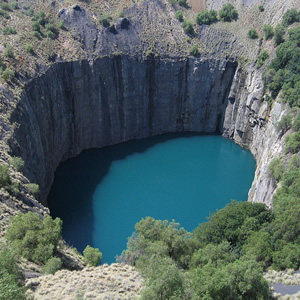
[10,157,24,171]
[182,21,194,34]
[175,10,183,22]
[0,273,26,300]
[189,45,199,56]
[0,164,10,188]
[83,245,102,266]
[4,46,14,58]
[263,24,274,40]
[282,8,300,26]
[258,5,264,12]
[42,257,62,274]
[219,4,238,22]
[5,212,62,264]
[285,132,300,153]
[272,243,300,270]
[257,50,269,68]
[276,114,292,133]
[268,158,284,182]
[274,24,285,46]
[139,256,186,300]
[26,183,39,195]
[196,10,217,25]
[247,28,258,39]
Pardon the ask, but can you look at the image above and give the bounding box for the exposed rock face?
[11,57,237,204]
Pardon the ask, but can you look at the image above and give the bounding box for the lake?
[48,133,255,263]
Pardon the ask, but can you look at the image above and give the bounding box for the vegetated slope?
[0,0,299,299]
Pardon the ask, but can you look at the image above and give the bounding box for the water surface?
[48,133,255,263]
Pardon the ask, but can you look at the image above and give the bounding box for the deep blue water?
[48,133,255,264]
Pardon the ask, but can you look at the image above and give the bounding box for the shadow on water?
[47,132,206,253]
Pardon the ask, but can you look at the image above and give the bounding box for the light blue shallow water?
[48,133,255,264]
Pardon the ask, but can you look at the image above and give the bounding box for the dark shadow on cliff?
[48,132,214,255]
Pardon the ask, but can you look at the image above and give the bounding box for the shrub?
[26,183,39,195]
[182,21,194,34]
[190,45,199,56]
[285,132,300,153]
[118,10,124,18]
[196,10,217,25]
[33,31,42,39]
[257,50,269,68]
[0,2,12,11]
[248,28,258,39]
[32,21,40,32]
[10,157,24,171]
[0,164,10,188]
[0,9,10,19]
[24,43,33,54]
[2,68,14,81]
[5,212,62,264]
[219,3,238,22]
[2,27,16,35]
[99,14,112,27]
[46,30,55,39]
[282,8,300,26]
[263,24,274,40]
[274,24,285,46]
[58,20,65,30]
[175,10,183,22]
[83,245,102,266]
[0,244,22,280]
[268,158,284,182]
[258,5,264,12]
[292,114,300,131]
[4,46,14,58]
[42,257,62,274]
[11,2,18,9]
[0,273,26,300]
[276,114,292,133]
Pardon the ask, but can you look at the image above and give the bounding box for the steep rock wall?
[11,56,237,204]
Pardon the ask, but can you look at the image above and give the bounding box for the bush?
[274,24,285,46]
[257,50,269,68]
[268,158,284,182]
[26,183,39,195]
[118,10,124,18]
[0,164,10,188]
[248,28,258,39]
[32,21,40,32]
[99,14,112,27]
[4,46,14,58]
[219,3,238,22]
[11,2,19,9]
[24,43,33,54]
[0,2,12,11]
[276,114,292,133]
[292,114,300,131]
[83,245,102,266]
[258,5,264,12]
[189,45,199,56]
[5,212,62,264]
[175,10,183,22]
[196,10,217,25]
[10,157,24,171]
[58,20,65,30]
[285,132,300,153]
[2,69,14,81]
[0,9,10,19]
[0,273,26,300]
[46,30,55,39]
[182,21,194,34]
[263,24,274,40]
[282,9,300,26]
[42,257,62,274]
[2,27,16,35]
[33,31,42,39]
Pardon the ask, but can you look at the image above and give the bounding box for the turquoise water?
[48,133,255,264]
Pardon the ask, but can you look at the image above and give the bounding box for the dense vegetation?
[118,197,300,299]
